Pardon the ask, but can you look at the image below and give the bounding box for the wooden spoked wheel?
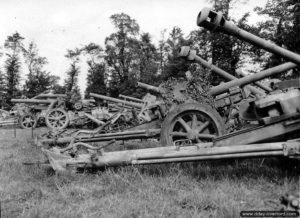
[19,113,37,129]
[45,108,70,130]
[160,103,225,146]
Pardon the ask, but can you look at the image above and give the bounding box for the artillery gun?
[35,92,163,147]
[90,92,165,126]
[44,97,115,130]
[36,8,300,172]
[4,94,67,129]
[157,7,300,147]
[7,93,109,130]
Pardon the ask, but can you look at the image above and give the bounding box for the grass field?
[0,128,299,218]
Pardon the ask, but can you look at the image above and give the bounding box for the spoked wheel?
[160,103,225,146]
[45,108,70,130]
[19,113,38,129]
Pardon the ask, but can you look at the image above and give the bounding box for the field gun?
[9,93,107,130]
[90,92,165,123]
[178,46,299,112]
[157,7,300,146]
[35,8,300,173]
[36,92,166,147]
[9,97,59,129]
[0,93,67,129]
[43,97,116,130]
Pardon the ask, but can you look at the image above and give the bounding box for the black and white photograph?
[0,0,299,217]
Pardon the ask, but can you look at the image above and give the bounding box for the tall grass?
[0,128,299,217]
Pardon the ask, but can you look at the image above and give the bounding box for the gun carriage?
[0,94,66,128]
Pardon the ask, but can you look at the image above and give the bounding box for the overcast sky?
[0,0,267,94]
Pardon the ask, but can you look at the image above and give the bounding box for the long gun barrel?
[197,7,300,66]
[11,99,55,104]
[32,94,67,99]
[90,93,143,109]
[179,46,266,96]
[119,94,144,103]
[137,82,164,94]
[236,69,273,93]
[179,46,296,96]
[210,63,296,96]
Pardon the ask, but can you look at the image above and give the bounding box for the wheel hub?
[187,129,199,140]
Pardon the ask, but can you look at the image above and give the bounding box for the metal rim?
[46,108,69,130]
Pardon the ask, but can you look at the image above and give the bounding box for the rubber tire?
[160,103,225,146]
[45,108,70,130]
[19,113,38,129]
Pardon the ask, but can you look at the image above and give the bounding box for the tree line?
[0,0,299,108]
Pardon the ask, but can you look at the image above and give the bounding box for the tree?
[138,33,158,80]
[85,62,107,97]
[188,28,212,60]
[23,72,62,98]
[0,70,6,108]
[4,32,24,104]
[105,13,140,96]
[157,29,168,76]
[208,0,240,84]
[64,48,82,102]
[23,41,53,98]
[160,26,190,79]
[189,0,254,85]
[51,76,65,94]
[82,42,107,97]
[254,0,300,78]
[133,33,160,96]
[295,1,300,54]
